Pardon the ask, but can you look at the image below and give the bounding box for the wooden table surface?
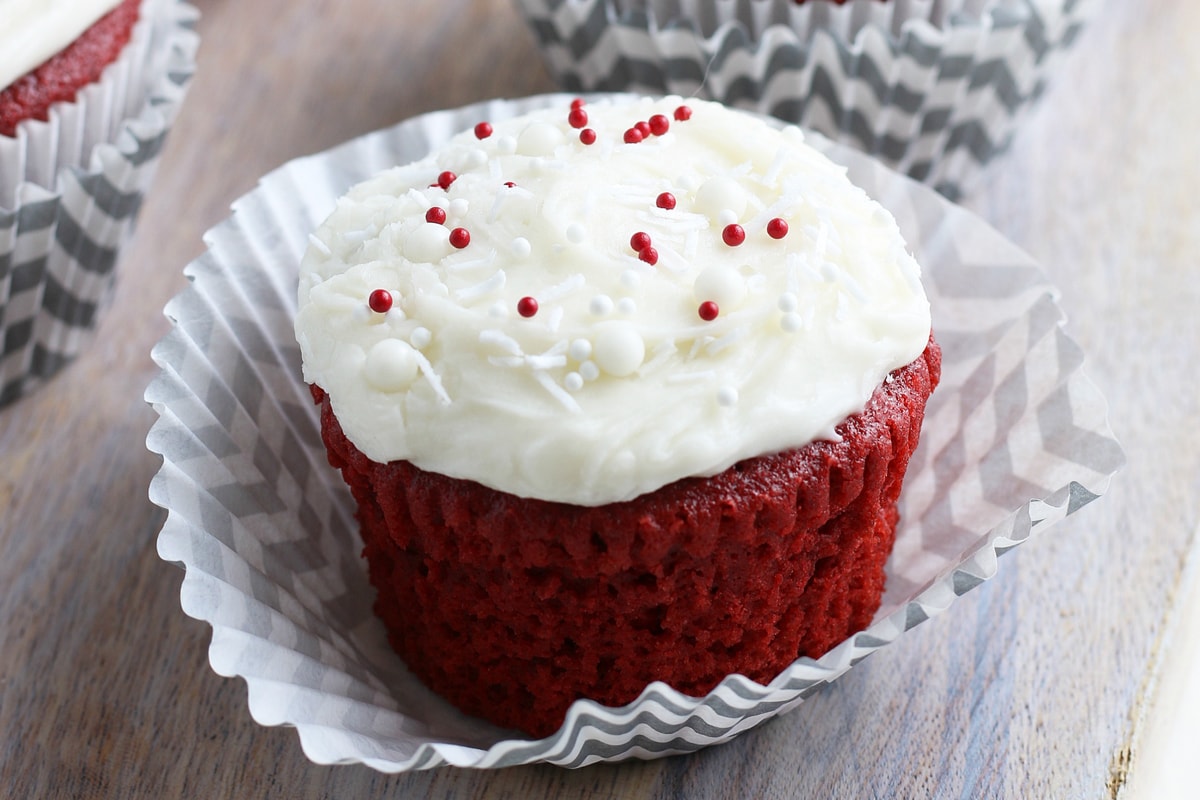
[2,0,1197,797]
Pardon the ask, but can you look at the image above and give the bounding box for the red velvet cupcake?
[0,0,198,406]
[296,96,939,737]
[0,0,141,137]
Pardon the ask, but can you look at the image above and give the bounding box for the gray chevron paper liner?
[0,0,199,408]
[513,0,1097,199]
[147,94,1123,771]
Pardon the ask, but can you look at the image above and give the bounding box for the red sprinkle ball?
[517,296,539,318]
[698,300,719,321]
[648,114,670,136]
[503,181,516,188]
[568,107,589,129]
[437,170,457,190]
[722,223,746,246]
[570,97,586,110]
[368,289,393,314]
[425,207,447,224]
[656,192,676,210]
[634,120,652,138]
[449,227,471,249]
[474,121,493,139]
[630,231,652,252]
[579,127,597,145]
[674,105,693,121]
[767,217,789,239]
[638,246,659,266]
[623,127,644,144]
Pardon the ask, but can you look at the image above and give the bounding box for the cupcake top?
[0,0,122,91]
[296,96,931,506]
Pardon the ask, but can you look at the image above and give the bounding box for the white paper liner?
[146,94,1124,772]
[0,0,199,407]
[513,0,1098,198]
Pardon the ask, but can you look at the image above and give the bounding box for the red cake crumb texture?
[0,0,142,137]
[313,337,941,738]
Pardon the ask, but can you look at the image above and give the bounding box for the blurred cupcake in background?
[0,0,198,407]
[513,0,1098,198]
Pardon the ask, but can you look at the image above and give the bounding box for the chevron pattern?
[514,0,1098,198]
[147,95,1122,771]
[0,0,199,408]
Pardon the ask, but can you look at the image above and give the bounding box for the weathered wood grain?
[0,0,1196,797]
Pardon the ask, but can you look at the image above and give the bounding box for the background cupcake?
[0,0,198,407]
[512,0,1099,198]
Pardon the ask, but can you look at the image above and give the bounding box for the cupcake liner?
[146,94,1123,771]
[0,0,199,408]
[513,0,1098,198]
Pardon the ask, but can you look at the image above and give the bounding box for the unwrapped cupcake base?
[514,0,1097,198]
[0,0,199,407]
[147,94,1123,771]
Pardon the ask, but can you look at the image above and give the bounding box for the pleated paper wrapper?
[0,0,199,407]
[513,0,1098,198]
[146,94,1123,772]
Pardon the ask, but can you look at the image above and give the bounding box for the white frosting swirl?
[0,0,122,92]
[296,98,932,505]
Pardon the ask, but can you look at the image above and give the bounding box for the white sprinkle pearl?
[619,269,642,290]
[497,135,518,154]
[564,372,584,392]
[568,338,592,361]
[579,360,600,381]
[778,292,799,312]
[781,312,802,332]
[566,223,586,244]
[516,121,564,156]
[404,222,453,263]
[410,327,433,348]
[448,198,470,218]
[716,386,739,407]
[589,295,615,316]
[592,321,645,377]
[694,176,747,221]
[718,209,738,227]
[511,237,532,258]
[364,339,419,392]
[694,265,747,309]
[617,297,637,315]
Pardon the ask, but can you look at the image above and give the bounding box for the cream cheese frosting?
[0,0,123,91]
[296,97,932,506]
